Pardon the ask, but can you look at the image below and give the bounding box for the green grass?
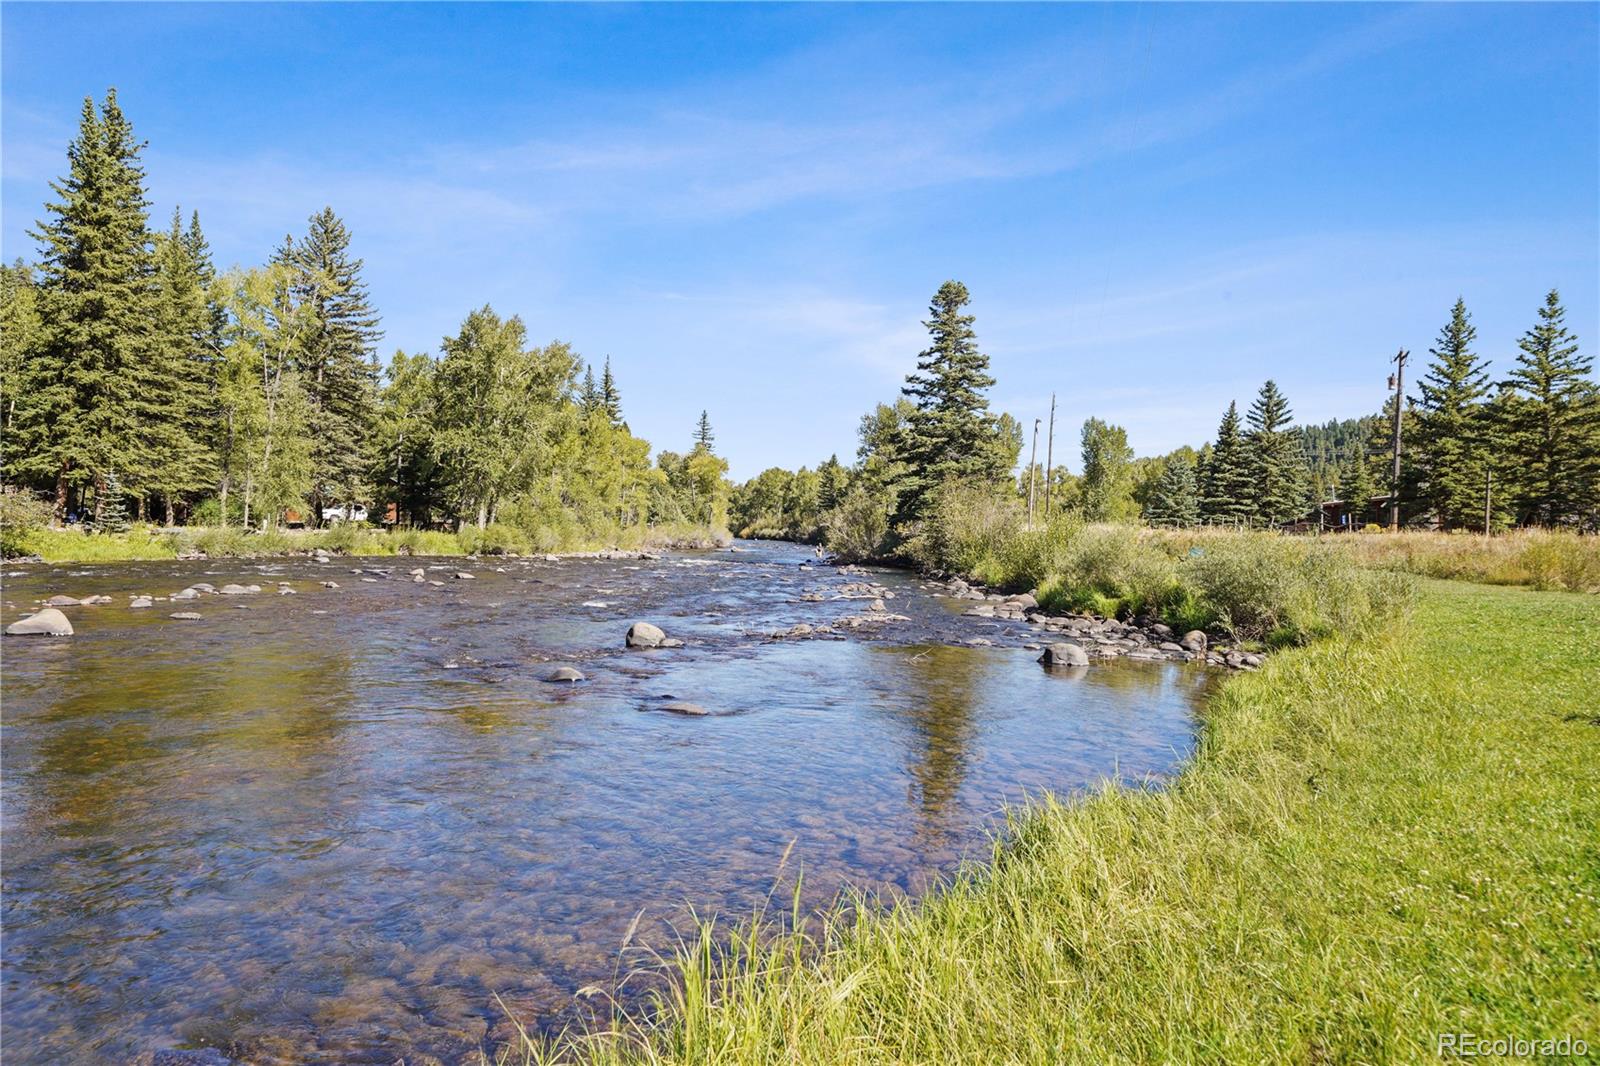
[5,521,729,563]
[498,581,1600,1064]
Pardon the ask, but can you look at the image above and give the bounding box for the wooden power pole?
[1043,393,1057,518]
[1388,349,1408,531]
[1027,417,1041,529]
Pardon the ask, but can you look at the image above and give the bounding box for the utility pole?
[1043,393,1057,518]
[1388,349,1408,531]
[1026,417,1041,530]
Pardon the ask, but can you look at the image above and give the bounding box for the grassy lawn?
[523,580,1599,1064]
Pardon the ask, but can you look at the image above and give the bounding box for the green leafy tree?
[1500,289,1598,527]
[1201,401,1253,523]
[0,260,44,481]
[12,90,156,521]
[1146,453,1200,526]
[1246,380,1308,525]
[371,350,443,527]
[1079,417,1137,522]
[1412,299,1492,529]
[897,280,1008,521]
[276,207,382,520]
[430,306,577,529]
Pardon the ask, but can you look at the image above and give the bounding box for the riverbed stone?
[6,608,73,636]
[130,597,154,609]
[45,595,79,607]
[1038,642,1090,668]
[625,621,666,648]
[660,701,710,716]
[1180,630,1207,652]
[322,581,340,589]
[454,571,475,580]
[219,584,256,595]
[545,666,586,683]
[172,587,199,600]
[169,612,202,621]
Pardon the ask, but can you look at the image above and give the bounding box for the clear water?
[1,540,1207,1064]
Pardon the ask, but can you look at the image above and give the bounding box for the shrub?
[823,485,894,563]
[0,491,53,556]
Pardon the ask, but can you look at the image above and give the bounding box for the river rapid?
[1,540,1207,1064]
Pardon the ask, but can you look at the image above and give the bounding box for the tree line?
[733,283,1597,550]
[0,90,731,538]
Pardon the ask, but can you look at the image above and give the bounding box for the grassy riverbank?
[502,579,1599,1064]
[2,521,730,563]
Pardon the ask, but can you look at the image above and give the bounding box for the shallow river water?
[2,540,1207,1064]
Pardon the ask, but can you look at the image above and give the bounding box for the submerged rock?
[545,665,586,683]
[659,701,710,716]
[6,608,73,636]
[1038,642,1090,668]
[625,621,666,648]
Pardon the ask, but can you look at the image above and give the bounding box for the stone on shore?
[45,595,79,607]
[1038,642,1090,668]
[6,608,73,636]
[1180,630,1208,652]
[625,621,666,648]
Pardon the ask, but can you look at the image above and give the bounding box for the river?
[1,540,1207,1064]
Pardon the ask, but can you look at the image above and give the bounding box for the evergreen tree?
[579,364,600,416]
[277,207,382,521]
[1246,380,1308,525]
[1338,454,1376,530]
[1200,401,1253,523]
[1501,289,1598,527]
[12,90,157,520]
[141,207,218,521]
[91,468,131,533]
[694,409,715,452]
[1412,298,1492,530]
[1146,453,1200,526]
[600,356,623,425]
[897,280,1007,521]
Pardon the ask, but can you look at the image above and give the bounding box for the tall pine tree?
[13,90,157,520]
[897,280,1007,522]
[0,260,44,482]
[1246,380,1308,525]
[1501,289,1598,527]
[1200,401,1253,523]
[1146,453,1200,526]
[277,207,382,522]
[600,356,623,426]
[694,410,715,452]
[1414,298,1492,530]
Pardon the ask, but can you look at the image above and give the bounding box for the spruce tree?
[1338,454,1376,530]
[1413,299,1492,530]
[1501,289,1598,527]
[1246,380,1308,525]
[12,91,157,520]
[600,356,623,425]
[141,207,217,521]
[897,280,1006,521]
[1200,401,1253,523]
[1146,454,1200,526]
[92,468,131,533]
[278,207,382,521]
[694,409,715,452]
[0,260,44,482]
[579,364,600,416]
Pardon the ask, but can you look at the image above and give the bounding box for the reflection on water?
[1,541,1207,1064]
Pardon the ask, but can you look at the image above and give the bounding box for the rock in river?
[170,612,203,621]
[1038,642,1089,668]
[130,597,154,609]
[6,608,73,636]
[1180,630,1208,653]
[660,701,710,716]
[45,595,79,607]
[219,584,260,596]
[545,666,586,683]
[171,587,199,600]
[625,621,666,648]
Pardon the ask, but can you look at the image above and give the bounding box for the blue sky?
[3,2,1596,479]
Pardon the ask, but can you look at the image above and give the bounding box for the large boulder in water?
[1180,630,1207,653]
[6,608,73,636]
[545,665,586,683]
[1038,642,1089,668]
[626,621,666,648]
